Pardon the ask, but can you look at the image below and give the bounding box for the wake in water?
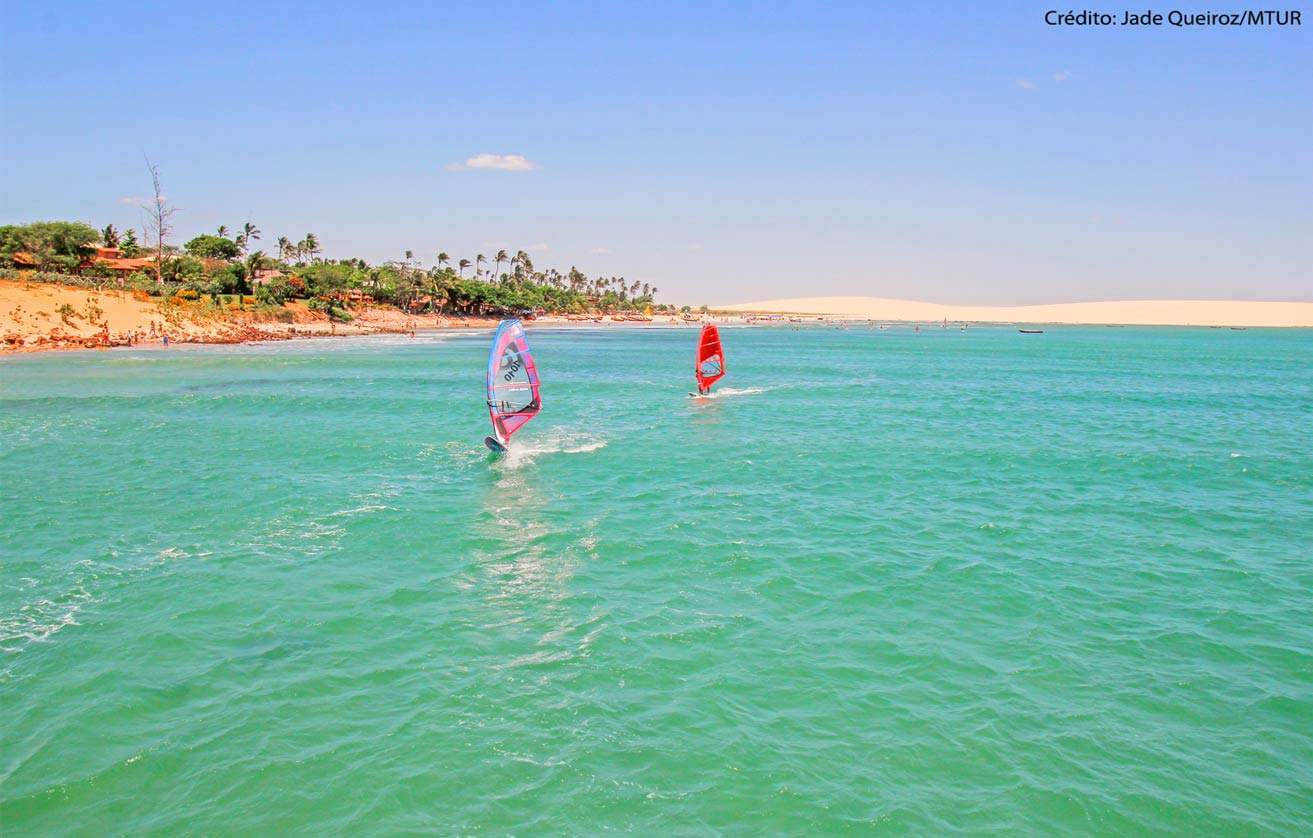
[495,427,607,468]
[692,386,773,400]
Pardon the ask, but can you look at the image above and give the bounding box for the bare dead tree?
[142,156,176,285]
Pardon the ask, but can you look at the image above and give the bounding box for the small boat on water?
[1018,328,1044,334]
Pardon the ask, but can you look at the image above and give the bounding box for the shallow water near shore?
[2,325,1311,832]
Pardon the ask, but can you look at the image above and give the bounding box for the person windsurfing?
[693,322,725,396]
[484,318,541,453]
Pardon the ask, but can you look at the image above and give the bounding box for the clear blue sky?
[2,1,1309,303]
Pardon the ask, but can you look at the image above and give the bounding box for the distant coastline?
[1,218,679,353]
[0,279,702,354]
[10,280,1313,356]
[718,296,1313,328]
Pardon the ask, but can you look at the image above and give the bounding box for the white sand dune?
[717,297,1313,328]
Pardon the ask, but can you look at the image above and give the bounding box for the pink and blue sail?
[485,318,541,447]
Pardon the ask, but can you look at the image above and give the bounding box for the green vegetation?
[306,298,352,322]
[184,234,240,259]
[120,229,141,257]
[1,219,670,316]
[0,221,99,272]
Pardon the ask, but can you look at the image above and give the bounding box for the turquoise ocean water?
[2,325,1311,832]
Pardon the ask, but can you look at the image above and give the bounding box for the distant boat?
[1018,328,1044,334]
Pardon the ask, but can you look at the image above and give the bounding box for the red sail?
[695,323,726,391]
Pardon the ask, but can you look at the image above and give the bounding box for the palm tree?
[437,251,450,269]
[217,225,229,238]
[458,258,471,277]
[245,251,267,292]
[236,222,261,255]
[493,249,508,283]
[301,233,320,262]
[404,249,415,264]
[430,275,450,312]
[276,236,293,262]
[475,253,486,279]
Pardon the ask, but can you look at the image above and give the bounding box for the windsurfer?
[694,323,725,396]
[484,319,542,452]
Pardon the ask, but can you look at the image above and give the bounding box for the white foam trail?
[495,429,607,468]
[328,503,390,518]
[693,386,772,399]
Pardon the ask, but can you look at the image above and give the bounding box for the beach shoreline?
[0,279,711,355]
[8,281,1312,356]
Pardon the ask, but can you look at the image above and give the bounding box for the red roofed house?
[80,246,156,275]
[251,268,285,286]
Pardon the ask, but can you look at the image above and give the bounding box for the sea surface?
[2,325,1311,833]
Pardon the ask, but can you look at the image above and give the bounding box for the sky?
[2,1,1309,304]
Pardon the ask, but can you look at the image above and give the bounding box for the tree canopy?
[184,234,241,259]
[3,219,666,316]
[0,221,100,272]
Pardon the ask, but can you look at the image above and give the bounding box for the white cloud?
[120,195,166,207]
[1053,70,1070,82]
[588,246,612,255]
[446,153,537,172]
[1016,79,1036,90]
[525,242,549,252]
[688,243,704,252]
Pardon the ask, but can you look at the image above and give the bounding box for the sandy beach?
[9,281,1311,356]
[0,280,702,353]
[0,280,507,352]
[719,296,1313,328]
